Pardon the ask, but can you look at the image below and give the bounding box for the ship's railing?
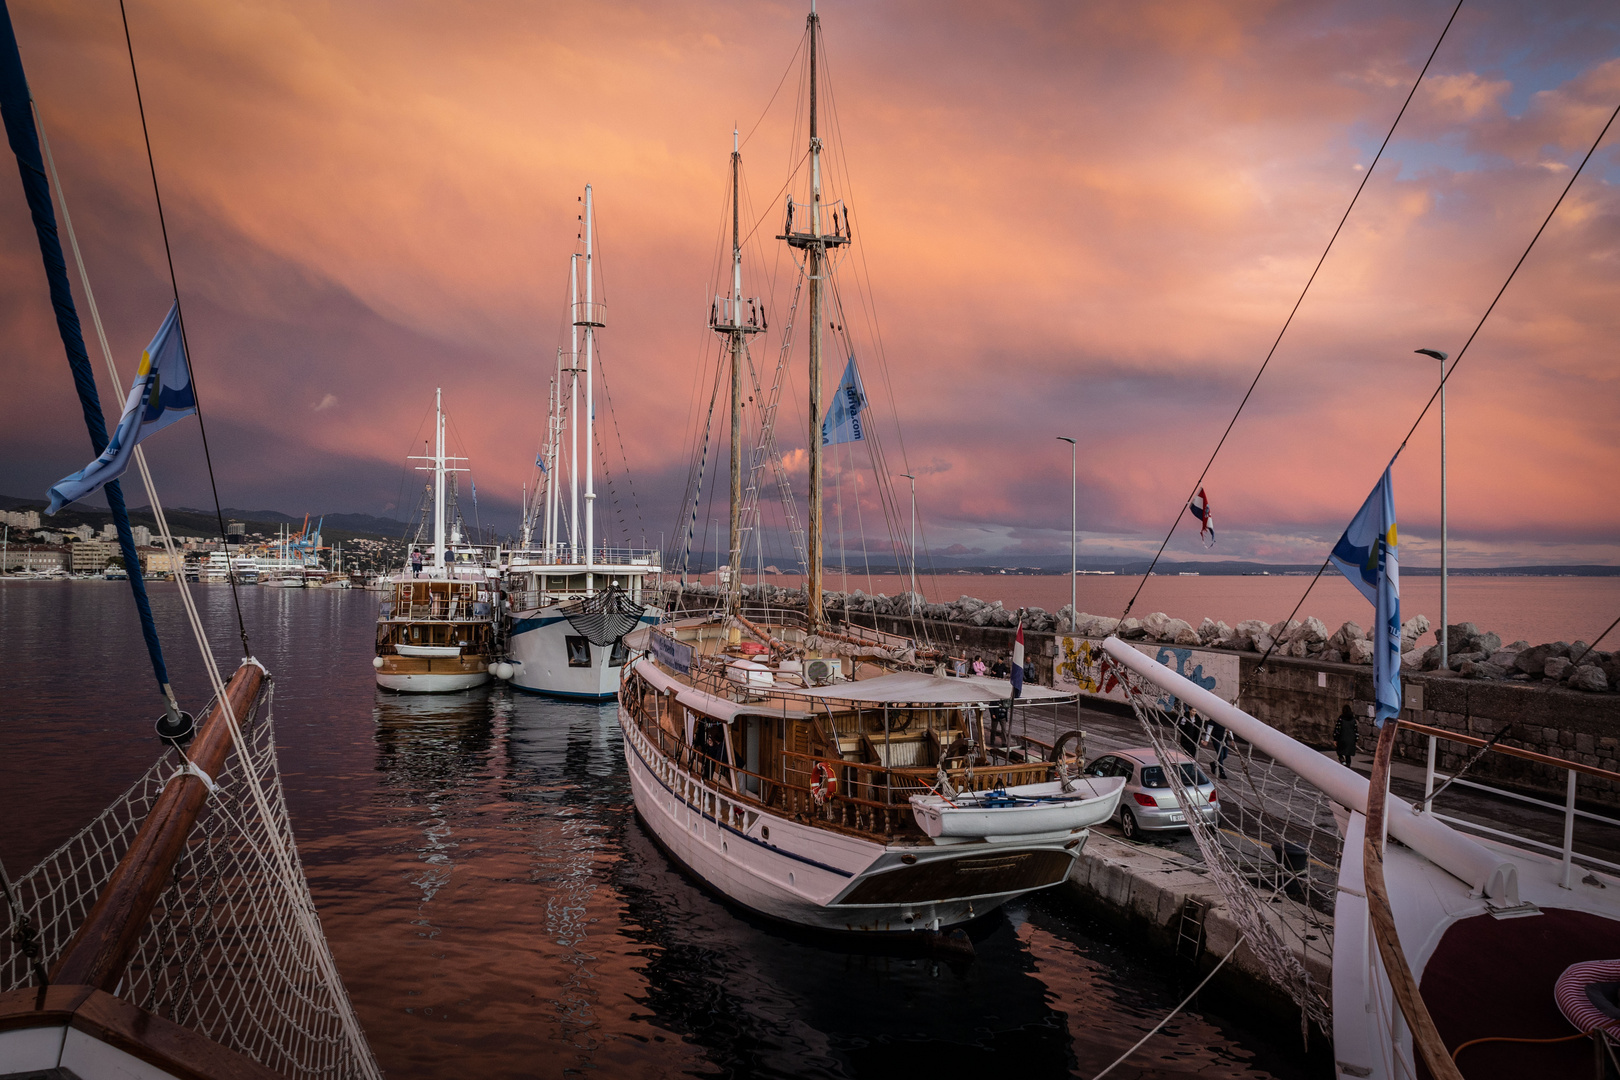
[1404,719,1620,888]
[503,544,661,569]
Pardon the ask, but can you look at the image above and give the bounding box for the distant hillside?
[0,495,412,543]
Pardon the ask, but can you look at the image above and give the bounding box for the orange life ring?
[811,761,839,805]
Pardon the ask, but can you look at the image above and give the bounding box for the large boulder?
[1545,656,1574,682]
[1400,615,1431,653]
[1570,665,1610,693]
[1075,613,1121,638]
[1603,655,1620,687]
[1298,617,1329,645]
[1119,617,1147,640]
[1198,617,1232,645]
[1329,621,1366,651]
[1460,660,1507,680]
[1443,622,1480,652]
[1253,633,1276,656]
[1141,612,1175,640]
[1515,642,1570,675]
[1487,648,1521,668]
[1472,631,1503,657]
[1349,639,1375,665]
[1270,619,1301,642]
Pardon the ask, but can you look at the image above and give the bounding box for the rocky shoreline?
[661,582,1619,694]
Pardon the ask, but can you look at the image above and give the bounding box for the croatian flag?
[1189,488,1214,548]
[1010,623,1025,698]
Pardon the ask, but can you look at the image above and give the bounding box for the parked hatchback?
[1084,747,1218,841]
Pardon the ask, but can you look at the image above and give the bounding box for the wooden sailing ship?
[619,5,1123,935]
[373,388,499,692]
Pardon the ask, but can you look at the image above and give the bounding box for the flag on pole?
[1010,622,1026,698]
[1329,466,1401,726]
[820,355,868,446]
[1189,488,1215,548]
[47,303,195,514]
[471,479,477,504]
[536,452,547,473]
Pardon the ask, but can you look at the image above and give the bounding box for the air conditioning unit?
[804,658,839,687]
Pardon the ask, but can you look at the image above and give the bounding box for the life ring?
[811,761,839,806]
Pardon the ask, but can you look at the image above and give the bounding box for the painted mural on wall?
[1054,637,1240,707]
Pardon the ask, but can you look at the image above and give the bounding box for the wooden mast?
[805,3,824,631]
[728,131,744,613]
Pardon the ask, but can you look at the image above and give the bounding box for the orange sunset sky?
[2,0,1617,568]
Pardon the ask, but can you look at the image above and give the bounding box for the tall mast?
[568,251,580,563]
[583,184,597,581]
[728,131,744,610]
[434,387,446,569]
[806,4,824,629]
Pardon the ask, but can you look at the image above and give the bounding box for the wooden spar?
[734,611,792,654]
[1362,719,1465,1080]
[52,660,266,991]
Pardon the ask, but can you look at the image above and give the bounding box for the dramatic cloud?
[2,0,1616,567]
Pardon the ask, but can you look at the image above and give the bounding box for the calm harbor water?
[706,572,1620,649]
[0,581,1322,1078]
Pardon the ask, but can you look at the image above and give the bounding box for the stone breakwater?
[664,582,1619,695]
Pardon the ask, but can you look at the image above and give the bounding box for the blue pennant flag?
[820,355,867,447]
[47,303,195,514]
[536,452,547,473]
[471,479,477,504]
[1329,466,1401,726]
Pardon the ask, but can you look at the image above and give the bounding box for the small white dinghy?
[395,643,463,659]
[910,776,1126,845]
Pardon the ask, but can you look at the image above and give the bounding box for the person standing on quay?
[1335,703,1359,768]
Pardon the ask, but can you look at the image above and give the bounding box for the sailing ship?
[496,186,661,700]
[619,7,1123,935]
[0,5,378,1073]
[373,388,499,692]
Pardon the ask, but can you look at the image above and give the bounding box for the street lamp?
[899,473,917,612]
[1415,348,1449,669]
[1057,436,1080,740]
[1056,438,1077,629]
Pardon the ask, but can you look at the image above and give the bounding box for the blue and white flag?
[1329,466,1401,726]
[471,479,478,504]
[820,355,867,446]
[47,303,195,514]
[536,452,547,473]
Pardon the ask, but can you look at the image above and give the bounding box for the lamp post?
[1056,438,1076,628]
[1416,348,1449,669]
[899,473,917,612]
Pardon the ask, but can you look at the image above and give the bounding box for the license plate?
[1169,813,1185,822]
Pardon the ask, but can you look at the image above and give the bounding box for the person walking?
[410,548,423,578]
[1175,703,1203,757]
[1335,703,1359,768]
[1207,720,1230,779]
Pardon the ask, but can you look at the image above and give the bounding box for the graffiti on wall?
[1054,636,1239,708]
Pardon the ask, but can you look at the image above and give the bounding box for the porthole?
[761,826,770,842]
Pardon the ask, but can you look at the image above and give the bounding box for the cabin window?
[609,639,629,667]
[566,636,592,667]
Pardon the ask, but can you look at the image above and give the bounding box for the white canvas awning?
[793,670,1073,705]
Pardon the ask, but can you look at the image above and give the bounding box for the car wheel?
[1119,806,1140,841]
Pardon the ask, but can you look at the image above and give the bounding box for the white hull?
[376,670,490,693]
[621,710,1081,933]
[910,778,1124,843]
[506,605,660,699]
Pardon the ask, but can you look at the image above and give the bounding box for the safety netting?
[0,681,380,1079]
[1114,659,1341,1035]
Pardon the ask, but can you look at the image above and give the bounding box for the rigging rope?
[0,12,179,716]
[1251,91,1620,674]
[119,0,250,657]
[1117,0,1465,624]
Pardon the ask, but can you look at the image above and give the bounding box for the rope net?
[1114,663,1340,1034]
[0,681,379,1079]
